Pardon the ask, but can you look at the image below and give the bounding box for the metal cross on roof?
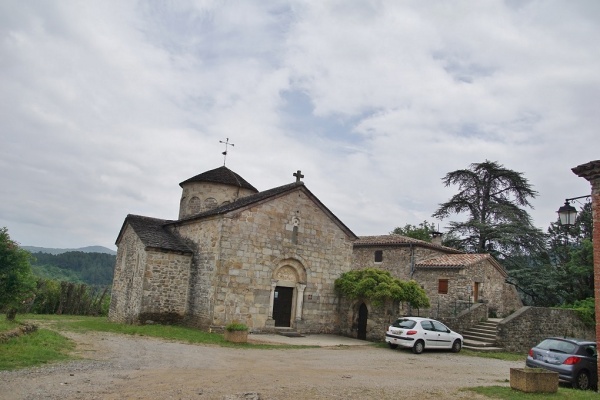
[219,138,234,166]
[293,170,304,182]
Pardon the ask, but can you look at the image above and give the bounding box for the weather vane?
[219,138,234,166]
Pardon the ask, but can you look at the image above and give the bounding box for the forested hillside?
[30,251,115,286]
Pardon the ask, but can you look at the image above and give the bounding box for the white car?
[385,317,463,354]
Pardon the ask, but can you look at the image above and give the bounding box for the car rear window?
[536,339,577,354]
[391,319,416,329]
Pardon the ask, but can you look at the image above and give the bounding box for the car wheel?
[451,339,462,353]
[412,340,424,354]
[388,343,398,349]
[573,370,591,390]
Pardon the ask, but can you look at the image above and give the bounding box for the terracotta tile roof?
[416,253,490,268]
[179,166,258,192]
[353,234,462,253]
[416,253,508,277]
[118,215,193,254]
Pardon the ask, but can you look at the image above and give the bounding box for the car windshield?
[391,319,416,329]
[536,339,577,354]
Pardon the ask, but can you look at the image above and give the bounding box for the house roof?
[353,234,462,254]
[416,253,508,277]
[116,215,193,254]
[168,181,358,240]
[179,165,258,192]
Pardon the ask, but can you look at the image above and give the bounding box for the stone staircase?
[461,318,503,351]
[275,327,304,337]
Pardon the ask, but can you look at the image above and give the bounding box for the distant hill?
[28,250,116,287]
[23,245,117,255]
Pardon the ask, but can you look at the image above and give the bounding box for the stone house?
[109,166,357,333]
[346,235,522,339]
[109,165,521,337]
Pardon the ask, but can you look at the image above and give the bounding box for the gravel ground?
[0,331,524,400]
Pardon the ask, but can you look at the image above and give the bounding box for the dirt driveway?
[1,331,523,399]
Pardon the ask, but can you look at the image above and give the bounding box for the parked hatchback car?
[385,316,463,354]
[526,337,597,390]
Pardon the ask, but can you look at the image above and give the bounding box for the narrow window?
[374,250,383,263]
[438,279,448,294]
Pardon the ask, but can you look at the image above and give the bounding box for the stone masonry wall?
[179,182,256,219]
[173,218,222,329]
[109,225,146,324]
[414,260,522,319]
[139,249,192,323]
[352,246,449,280]
[497,306,595,353]
[439,302,488,334]
[206,189,354,333]
[339,298,398,341]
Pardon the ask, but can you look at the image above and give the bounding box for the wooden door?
[273,286,294,327]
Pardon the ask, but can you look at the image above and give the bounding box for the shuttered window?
[438,279,449,294]
[374,250,383,262]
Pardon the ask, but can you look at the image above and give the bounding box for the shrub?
[225,322,248,332]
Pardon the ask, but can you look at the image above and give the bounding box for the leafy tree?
[391,221,437,242]
[508,202,593,307]
[0,227,36,320]
[335,268,430,308]
[432,160,546,260]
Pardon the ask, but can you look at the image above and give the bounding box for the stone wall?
[109,224,193,325]
[439,302,488,334]
[173,217,222,329]
[352,246,448,280]
[109,225,146,324]
[414,259,522,319]
[497,306,595,353]
[179,182,256,219]
[339,298,398,341]
[139,249,192,323]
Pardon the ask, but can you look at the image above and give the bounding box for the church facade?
[109,166,357,332]
[109,165,522,335]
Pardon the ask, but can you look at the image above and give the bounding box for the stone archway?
[268,260,307,329]
[357,302,368,340]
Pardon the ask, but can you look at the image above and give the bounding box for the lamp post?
[556,195,591,228]
[571,160,600,392]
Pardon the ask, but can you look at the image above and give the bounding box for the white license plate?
[392,329,403,335]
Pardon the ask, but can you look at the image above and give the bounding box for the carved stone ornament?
[276,266,297,282]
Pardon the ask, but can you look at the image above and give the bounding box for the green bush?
[225,322,248,332]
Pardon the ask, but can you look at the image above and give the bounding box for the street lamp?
[556,195,590,227]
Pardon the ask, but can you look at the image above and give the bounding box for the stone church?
[109,165,521,335]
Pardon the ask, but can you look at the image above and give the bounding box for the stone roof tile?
[179,166,258,192]
[122,215,193,254]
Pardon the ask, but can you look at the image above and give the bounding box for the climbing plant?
[335,268,430,308]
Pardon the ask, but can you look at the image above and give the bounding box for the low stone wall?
[0,323,37,343]
[497,306,595,353]
[439,302,488,333]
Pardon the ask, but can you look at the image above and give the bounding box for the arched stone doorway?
[357,302,368,340]
[268,259,306,329]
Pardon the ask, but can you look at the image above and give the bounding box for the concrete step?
[463,331,497,341]
[463,338,499,348]
[467,326,497,335]
[463,344,504,352]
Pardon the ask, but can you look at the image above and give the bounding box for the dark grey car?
[526,337,597,390]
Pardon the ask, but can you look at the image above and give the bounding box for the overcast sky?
[1,1,599,250]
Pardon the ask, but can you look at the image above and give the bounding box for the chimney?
[430,230,443,246]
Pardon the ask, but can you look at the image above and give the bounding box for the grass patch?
[460,348,525,362]
[0,328,75,370]
[19,314,313,349]
[467,386,599,399]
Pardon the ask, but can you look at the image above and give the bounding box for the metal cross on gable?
[293,170,304,182]
[219,138,234,166]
